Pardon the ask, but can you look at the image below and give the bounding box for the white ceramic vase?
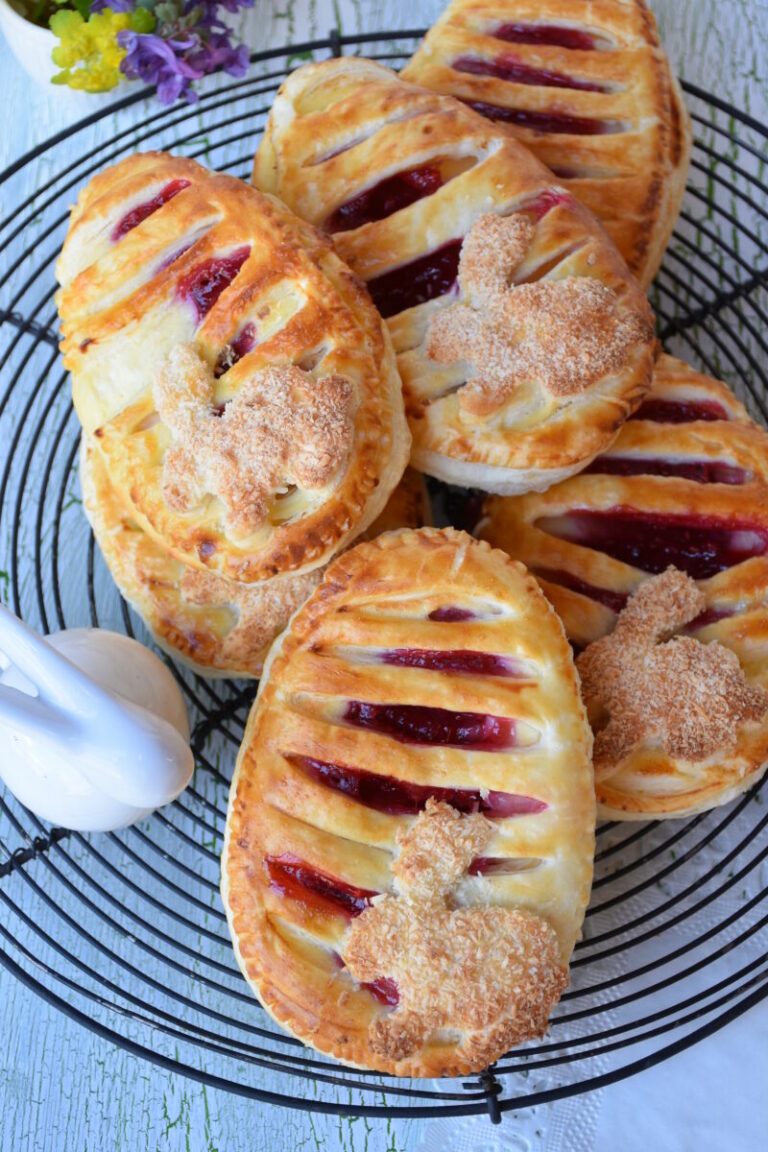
[0,0,59,86]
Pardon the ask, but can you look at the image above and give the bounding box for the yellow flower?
[50,8,155,94]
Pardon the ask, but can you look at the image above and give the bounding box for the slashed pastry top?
[56,152,410,582]
[81,435,429,679]
[222,528,595,1076]
[253,58,655,495]
[403,0,691,288]
[478,354,768,818]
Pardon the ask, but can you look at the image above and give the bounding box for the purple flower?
[187,31,249,77]
[90,0,136,10]
[114,0,253,103]
[118,31,204,103]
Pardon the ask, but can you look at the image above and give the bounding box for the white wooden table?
[1,3,767,1149]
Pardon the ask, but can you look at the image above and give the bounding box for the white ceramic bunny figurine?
[0,606,194,831]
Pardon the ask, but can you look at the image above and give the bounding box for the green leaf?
[72,0,89,18]
[130,7,156,32]
[286,49,315,68]
[155,0,180,24]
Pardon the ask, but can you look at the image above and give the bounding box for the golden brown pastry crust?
[479,355,768,818]
[222,527,594,1075]
[57,152,410,582]
[253,58,655,494]
[81,434,429,678]
[402,0,692,287]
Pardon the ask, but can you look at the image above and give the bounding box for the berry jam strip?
[287,754,546,816]
[112,179,190,242]
[453,53,608,92]
[332,952,400,1005]
[468,855,541,875]
[326,164,444,233]
[265,854,377,919]
[177,246,250,321]
[343,701,522,750]
[367,239,462,317]
[429,606,477,622]
[583,455,748,485]
[462,98,623,135]
[537,508,768,580]
[365,189,567,317]
[535,566,736,631]
[491,22,610,51]
[630,397,730,423]
[534,566,630,614]
[378,647,529,677]
[214,322,257,377]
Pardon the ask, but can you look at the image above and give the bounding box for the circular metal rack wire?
[1,27,768,1125]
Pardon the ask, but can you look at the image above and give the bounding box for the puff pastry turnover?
[81,436,429,678]
[222,527,595,1076]
[254,58,655,495]
[479,355,768,818]
[57,153,410,582]
[403,0,691,288]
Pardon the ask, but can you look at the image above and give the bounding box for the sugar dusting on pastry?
[179,566,323,665]
[343,799,566,1065]
[577,566,768,775]
[427,212,649,418]
[154,343,356,539]
[458,211,534,312]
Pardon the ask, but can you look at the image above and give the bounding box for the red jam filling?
[428,606,477,622]
[177,246,250,321]
[463,99,620,135]
[537,567,737,630]
[468,856,540,875]
[548,165,582,179]
[686,605,735,630]
[493,22,604,51]
[367,239,462,317]
[453,53,607,92]
[631,397,730,424]
[364,977,400,1006]
[380,648,525,677]
[584,456,748,485]
[538,508,768,580]
[214,322,257,377]
[343,701,519,749]
[364,185,568,318]
[333,953,400,1006]
[265,855,377,918]
[534,566,630,614]
[287,755,546,817]
[521,188,572,221]
[112,179,190,241]
[158,240,196,273]
[326,164,443,233]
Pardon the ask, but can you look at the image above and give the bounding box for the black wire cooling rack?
[1,28,768,1124]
